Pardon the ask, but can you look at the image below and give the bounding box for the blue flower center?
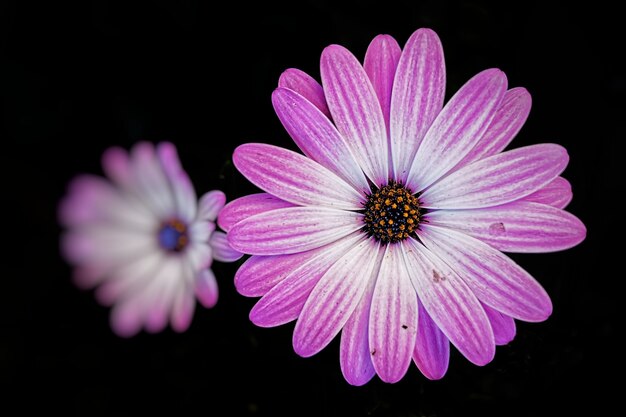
[158,219,189,252]
[362,182,422,244]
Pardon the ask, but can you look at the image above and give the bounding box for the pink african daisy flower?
[59,142,242,337]
[221,28,586,385]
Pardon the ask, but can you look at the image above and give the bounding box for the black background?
[2,1,621,416]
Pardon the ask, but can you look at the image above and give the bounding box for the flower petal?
[228,206,362,255]
[407,69,508,191]
[364,34,402,132]
[198,190,226,222]
[195,268,219,308]
[522,176,573,209]
[340,268,377,386]
[402,238,495,365]
[249,233,360,327]
[412,300,450,380]
[369,245,418,383]
[419,225,552,322]
[157,142,197,222]
[427,201,586,253]
[188,220,215,243]
[390,28,445,183]
[171,281,195,333]
[235,250,323,297]
[321,44,388,186]
[483,304,516,345]
[218,193,295,233]
[272,88,370,193]
[101,146,133,188]
[209,231,243,262]
[130,142,177,217]
[233,143,363,210]
[293,238,383,357]
[422,144,569,209]
[456,87,532,168]
[278,68,330,118]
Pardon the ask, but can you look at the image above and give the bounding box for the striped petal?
[456,87,532,168]
[234,250,324,297]
[427,201,586,253]
[406,69,507,191]
[402,238,495,365]
[293,238,382,357]
[278,68,330,118]
[340,269,378,386]
[233,143,363,210]
[483,304,516,345]
[369,245,418,383]
[390,28,446,183]
[272,87,370,193]
[412,300,450,380]
[218,193,294,232]
[364,34,402,131]
[422,144,569,209]
[321,44,388,186]
[228,207,362,255]
[522,176,573,209]
[419,225,552,322]
[250,233,360,327]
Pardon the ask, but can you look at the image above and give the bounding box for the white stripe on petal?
[293,238,383,357]
[402,238,495,365]
[369,245,418,383]
[419,225,552,322]
[228,206,362,255]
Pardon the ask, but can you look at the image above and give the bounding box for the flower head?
[59,142,242,337]
[222,28,586,385]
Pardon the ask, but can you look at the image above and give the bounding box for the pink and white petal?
[402,238,495,366]
[249,233,360,327]
[188,220,215,244]
[233,143,363,210]
[456,87,532,168]
[59,175,154,230]
[228,206,362,255]
[170,281,196,333]
[364,34,402,131]
[130,142,177,217]
[62,225,155,266]
[293,238,383,357]
[340,267,378,386]
[278,68,331,118]
[390,28,446,183]
[218,193,295,233]
[419,225,552,322]
[102,146,133,188]
[369,245,418,383]
[110,298,145,338]
[483,304,516,345]
[198,190,226,222]
[95,250,164,306]
[426,201,586,253]
[209,231,243,262]
[522,176,573,209]
[321,45,388,186]
[195,268,219,308]
[235,250,322,297]
[407,69,507,191]
[144,259,184,333]
[156,142,197,222]
[185,242,213,271]
[422,144,569,209]
[412,300,450,380]
[272,88,370,193]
